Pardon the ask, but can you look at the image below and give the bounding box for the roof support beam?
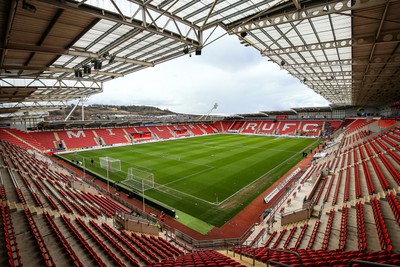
[285,57,400,68]
[2,65,124,78]
[35,0,201,46]
[354,0,391,104]
[0,0,18,71]
[0,77,102,90]
[1,43,155,67]
[291,0,301,10]
[21,9,64,76]
[262,31,400,56]
[201,0,220,30]
[230,0,384,33]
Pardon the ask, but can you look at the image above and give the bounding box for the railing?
[263,173,304,225]
[164,222,258,250]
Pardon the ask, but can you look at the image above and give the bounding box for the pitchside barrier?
[264,167,301,203]
[127,190,176,218]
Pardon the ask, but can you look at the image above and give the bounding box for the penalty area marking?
[153,183,216,205]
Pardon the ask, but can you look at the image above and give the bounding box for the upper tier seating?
[229,121,244,131]
[0,118,400,267]
[241,121,262,134]
[149,126,174,139]
[276,120,300,135]
[94,128,130,145]
[0,139,198,267]
[4,119,345,151]
[30,131,59,150]
[258,121,279,134]
[57,129,98,149]
[238,119,400,265]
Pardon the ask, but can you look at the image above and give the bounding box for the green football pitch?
[59,134,320,233]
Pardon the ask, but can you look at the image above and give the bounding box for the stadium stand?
[2,117,399,267]
[229,121,245,132]
[0,129,40,151]
[213,121,234,133]
[198,124,216,134]
[57,130,99,149]
[258,121,279,135]
[30,131,60,150]
[298,120,324,137]
[187,124,206,136]
[241,121,262,134]
[1,0,400,265]
[235,118,400,265]
[150,126,175,139]
[95,128,130,145]
[276,120,301,135]
[0,119,349,151]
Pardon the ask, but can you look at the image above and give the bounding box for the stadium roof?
[1,0,399,116]
[261,109,297,115]
[235,113,269,118]
[291,106,332,112]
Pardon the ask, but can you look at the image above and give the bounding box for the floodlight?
[74,69,83,78]
[22,0,36,13]
[93,60,102,70]
[102,51,110,58]
[83,65,91,74]
[108,54,116,64]
[240,32,248,38]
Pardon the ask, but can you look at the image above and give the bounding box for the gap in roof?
[86,26,330,114]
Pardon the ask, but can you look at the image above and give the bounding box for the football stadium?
[1,0,400,267]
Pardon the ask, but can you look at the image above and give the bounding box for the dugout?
[174,129,188,135]
[131,132,152,139]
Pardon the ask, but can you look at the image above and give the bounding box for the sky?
[87,29,329,115]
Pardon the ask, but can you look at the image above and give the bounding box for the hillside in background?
[48,104,177,120]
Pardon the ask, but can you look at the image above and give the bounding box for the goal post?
[99,157,121,173]
[122,167,154,191]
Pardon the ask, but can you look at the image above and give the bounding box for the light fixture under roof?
[22,0,36,13]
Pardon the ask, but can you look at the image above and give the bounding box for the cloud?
[88,31,329,115]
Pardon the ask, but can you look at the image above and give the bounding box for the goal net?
[99,157,121,173]
[122,167,155,191]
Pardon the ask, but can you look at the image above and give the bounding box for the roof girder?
[262,31,400,56]
[229,0,382,33]
[36,0,201,46]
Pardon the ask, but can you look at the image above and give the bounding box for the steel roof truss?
[231,0,382,33]
[36,0,201,46]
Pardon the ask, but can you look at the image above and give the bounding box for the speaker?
[195,49,202,56]
[83,65,91,74]
[74,69,82,78]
